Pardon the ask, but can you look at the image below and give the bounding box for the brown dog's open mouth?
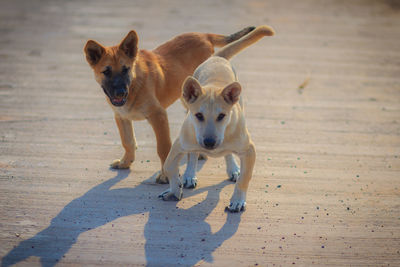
[111,97,127,106]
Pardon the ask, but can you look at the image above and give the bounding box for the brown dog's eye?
[121,66,129,75]
[195,113,204,122]
[102,67,111,76]
[216,113,225,121]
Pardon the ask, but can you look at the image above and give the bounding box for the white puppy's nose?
[203,137,216,149]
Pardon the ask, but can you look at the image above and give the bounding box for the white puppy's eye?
[195,113,204,122]
[216,113,225,122]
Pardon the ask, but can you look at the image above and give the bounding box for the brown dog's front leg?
[147,107,172,183]
[110,114,136,169]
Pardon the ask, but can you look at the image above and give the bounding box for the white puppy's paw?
[228,167,240,182]
[183,175,198,188]
[158,187,183,201]
[226,187,247,212]
[225,200,246,212]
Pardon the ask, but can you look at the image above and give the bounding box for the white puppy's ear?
[221,82,242,105]
[183,76,203,104]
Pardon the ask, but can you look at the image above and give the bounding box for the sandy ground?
[1,0,400,266]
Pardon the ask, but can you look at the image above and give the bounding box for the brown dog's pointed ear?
[182,76,203,104]
[119,30,138,59]
[221,82,242,105]
[84,40,105,66]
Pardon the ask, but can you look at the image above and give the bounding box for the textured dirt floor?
[1,0,400,266]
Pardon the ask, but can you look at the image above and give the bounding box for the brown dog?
[83,26,255,183]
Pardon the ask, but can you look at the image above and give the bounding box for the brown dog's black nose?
[115,88,126,98]
[203,138,216,149]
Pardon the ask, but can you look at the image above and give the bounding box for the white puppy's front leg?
[159,140,184,201]
[227,143,256,212]
[182,153,199,188]
[225,154,240,182]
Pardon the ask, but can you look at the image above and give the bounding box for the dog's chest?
[182,142,238,158]
[114,105,146,121]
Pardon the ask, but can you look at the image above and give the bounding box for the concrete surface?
[1,0,399,266]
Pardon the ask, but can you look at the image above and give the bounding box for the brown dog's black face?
[84,31,138,107]
[99,65,131,106]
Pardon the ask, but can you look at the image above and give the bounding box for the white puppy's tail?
[214,25,275,60]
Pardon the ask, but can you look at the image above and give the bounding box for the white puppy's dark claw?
[183,176,198,188]
[184,181,197,188]
[225,202,246,213]
[229,171,240,182]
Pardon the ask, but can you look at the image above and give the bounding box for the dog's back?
[193,57,237,88]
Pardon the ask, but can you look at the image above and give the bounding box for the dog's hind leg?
[225,154,240,182]
[182,153,199,188]
[226,142,256,212]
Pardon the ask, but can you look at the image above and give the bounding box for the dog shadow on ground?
[2,163,241,267]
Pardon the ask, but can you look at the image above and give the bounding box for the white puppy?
[159,25,275,212]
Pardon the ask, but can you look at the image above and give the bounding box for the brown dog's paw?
[155,172,169,184]
[110,159,131,169]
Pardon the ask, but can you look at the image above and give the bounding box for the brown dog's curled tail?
[214,25,275,60]
[207,26,256,47]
